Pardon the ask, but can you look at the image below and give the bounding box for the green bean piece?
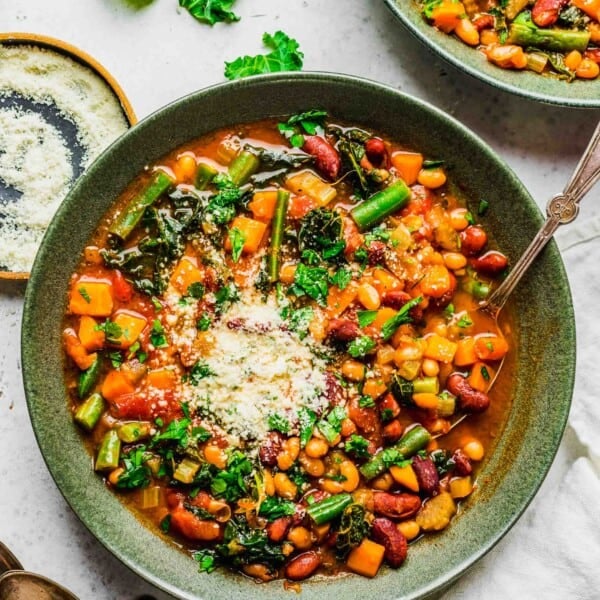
[413,376,440,395]
[95,430,121,472]
[227,150,260,186]
[109,170,174,240]
[195,162,218,190]
[268,190,290,282]
[306,493,353,525]
[350,179,411,231]
[77,355,101,399]
[118,421,152,443]
[359,425,431,481]
[74,393,105,431]
[507,23,590,53]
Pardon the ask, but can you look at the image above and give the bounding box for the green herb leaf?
[290,263,329,305]
[317,406,346,443]
[347,336,376,358]
[224,31,304,80]
[215,282,240,312]
[108,351,124,369]
[186,282,205,299]
[194,549,218,573]
[211,451,253,502]
[358,395,375,408]
[180,0,240,26]
[228,227,246,263]
[380,448,411,469]
[268,413,290,434]
[187,360,216,385]
[478,199,489,216]
[457,315,473,328]
[329,267,352,290]
[381,296,422,341]
[285,306,314,340]
[96,319,123,343]
[345,434,370,458]
[150,319,168,348]
[298,407,318,447]
[197,312,212,331]
[258,496,296,521]
[78,287,91,303]
[357,310,378,328]
[151,418,192,447]
[116,447,151,489]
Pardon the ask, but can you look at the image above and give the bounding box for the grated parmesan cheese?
[0,44,129,272]
[178,292,331,447]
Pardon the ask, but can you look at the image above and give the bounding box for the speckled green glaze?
[384,0,600,107]
[22,73,575,599]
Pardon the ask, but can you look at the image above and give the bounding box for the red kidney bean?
[430,272,457,310]
[259,431,283,466]
[373,492,421,520]
[302,135,341,180]
[365,137,388,167]
[473,14,495,30]
[371,518,408,567]
[378,393,401,419]
[284,551,321,580]
[585,49,600,64]
[460,226,487,256]
[411,456,439,496]
[382,419,403,443]
[266,517,292,542]
[532,0,569,26]
[367,240,387,265]
[381,290,411,309]
[446,373,490,413]
[327,318,360,342]
[469,251,508,275]
[452,449,473,476]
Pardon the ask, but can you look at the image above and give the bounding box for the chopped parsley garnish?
[192,426,213,443]
[358,395,376,408]
[289,263,329,305]
[151,417,192,447]
[180,0,240,26]
[187,360,216,384]
[380,408,394,422]
[284,306,314,340]
[210,451,253,502]
[357,310,378,328]
[224,31,304,80]
[160,514,171,533]
[465,211,476,225]
[268,413,290,434]
[298,407,318,447]
[380,448,411,469]
[457,315,473,328]
[329,267,352,290]
[151,296,163,311]
[150,319,168,348]
[478,199,489,216]
[215,282,240,312]
[116,447,151,489]
[228,227,246,263]
[197,312,212,331]
[481,366,491,381]
[78,287,91,303]
[381,296,422,341]
[186,282,205,299]
[317,406,346,443]
[194,549,218,573]
[278,109,327,147]
[345,434,370,458]
[347,336,376,358]
[95,319,123,343]
[108,351,124,369]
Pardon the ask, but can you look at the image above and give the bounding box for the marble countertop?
[1,1,599,599]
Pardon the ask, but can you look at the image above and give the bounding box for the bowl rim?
[21,71,575,600]
[0,32,137,281]
[382,0,600,108]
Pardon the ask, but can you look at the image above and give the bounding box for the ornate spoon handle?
[483,120,600,314]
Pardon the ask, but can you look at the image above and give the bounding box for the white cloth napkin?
[442,216,600,599]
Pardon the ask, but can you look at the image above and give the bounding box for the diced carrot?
[424,333,457,363]
[111,310,148,349]
[285,170,337,206]
[248,190,278,221]
[346,539,385,578]
[63,328,97,370]
[430,0,466,33]
[372,268,401,294]
[225,216,268,255]
[391,151,423,186]
[449,476,473,499]
[147,368,177,390]
[327,280,359,317]
[101,370,136,402]
[370,307,398,332]
[170,256,204,295]
[412,392,440,410]
[468,362,494,392]
[474,334,509,361]
[363,378,388,399]
[389,464,420,492]
[420,264,452,298]
[78,315,105,351]
[454,337,477,367]
[571,0,600,19]
[69,279,113,317]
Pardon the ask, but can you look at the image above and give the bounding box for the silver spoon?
[481,119,600,315]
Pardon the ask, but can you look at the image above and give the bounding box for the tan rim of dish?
[0,32,137,281]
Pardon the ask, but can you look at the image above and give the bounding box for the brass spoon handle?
[483,120,600,314]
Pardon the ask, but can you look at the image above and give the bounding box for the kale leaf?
[179,0,240,26]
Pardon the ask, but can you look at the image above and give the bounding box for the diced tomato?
[109,389,182,421]
[112,270,134,303]
[288,194,318,219]
[401,185,433,216]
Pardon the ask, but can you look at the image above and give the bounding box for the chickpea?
[108,467,124,486]
[576,58,600,80]
[357,283,381,310]
[340,461,360,493]
[263,469,275,496]
[299,452,326,477]
[372,473,393,491]
[462,439,485,462]
[422,358,440,377]
[321,478,344,494]
[274,472,298,499]
[242,564,277,582]
[417,167,447,189]
[305,437,329,458]
[454,17,480,46]
[287,526,313,550]
[442,251,467,271]
[279,263,297,285]
[173,153,197,183]
[277,436,300,471]
[564,50,583,72]
[449,208,470,231]
[397,520,421,541]
[341,359,366,382]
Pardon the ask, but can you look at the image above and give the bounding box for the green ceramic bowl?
[22,73,575,599]
[383,0,600,107]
